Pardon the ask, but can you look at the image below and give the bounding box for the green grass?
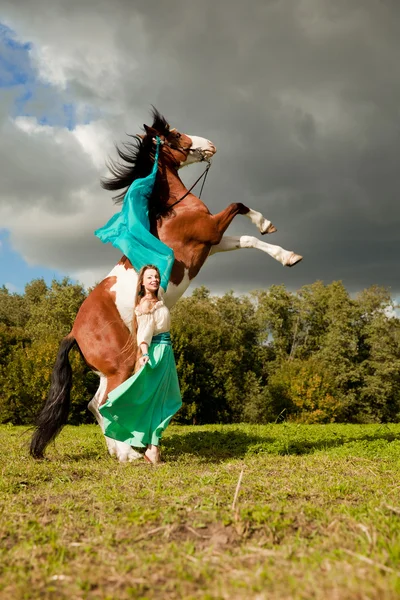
[0,423,400,599]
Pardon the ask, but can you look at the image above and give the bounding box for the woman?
[99,265,182,464]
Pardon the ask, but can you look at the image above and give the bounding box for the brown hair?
[134,264,161,308]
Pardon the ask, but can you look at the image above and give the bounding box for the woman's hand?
[139,354,150,367]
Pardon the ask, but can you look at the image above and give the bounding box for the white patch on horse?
[180,135,216,167]
[107,264,138,332]
[209,235,302,266]
[164,269,191,309]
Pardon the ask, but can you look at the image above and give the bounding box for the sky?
[0,0,399,299]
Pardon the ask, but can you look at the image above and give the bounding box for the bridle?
[155,139,212,219]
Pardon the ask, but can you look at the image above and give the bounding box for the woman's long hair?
[134,264,161,308]
[132,265,161,346]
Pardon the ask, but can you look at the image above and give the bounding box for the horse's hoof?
[285,253,303,267]
[261,222,277,234]
[128,449,143,462]
[117,448,142,462]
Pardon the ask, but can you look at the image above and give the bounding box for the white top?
[135,300,171,347]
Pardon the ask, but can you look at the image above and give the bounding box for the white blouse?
[135,300,171,347]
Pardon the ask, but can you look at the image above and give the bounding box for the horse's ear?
[143,124,157,136]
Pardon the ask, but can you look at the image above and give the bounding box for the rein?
[155,159,212,220]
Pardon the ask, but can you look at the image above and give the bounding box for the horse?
[30,108,302,462]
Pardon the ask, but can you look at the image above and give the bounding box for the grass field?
[0,423,400,599]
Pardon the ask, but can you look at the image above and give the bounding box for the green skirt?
[99,333,182,447]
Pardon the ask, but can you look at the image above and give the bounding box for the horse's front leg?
[212,203,277,240]
[209,235,303,267]
[245,208,277,235]
[88,371,143,463]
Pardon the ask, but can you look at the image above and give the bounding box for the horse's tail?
[30,334,77,458]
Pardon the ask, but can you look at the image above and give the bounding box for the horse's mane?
[101,108,171,207]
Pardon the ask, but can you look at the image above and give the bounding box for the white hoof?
[260,219,277,235]
[114,440,142,462]
[285,252,303,267]
[257,217,275,235]
[126,448,142,462]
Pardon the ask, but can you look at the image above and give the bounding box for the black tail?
[30,335,76,458]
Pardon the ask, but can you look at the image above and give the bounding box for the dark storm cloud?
[1,0,400,294]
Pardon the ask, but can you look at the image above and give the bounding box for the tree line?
[0,278,399,425]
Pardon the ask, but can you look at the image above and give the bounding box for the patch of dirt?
[160,521,240,549]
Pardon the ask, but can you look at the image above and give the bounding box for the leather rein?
[155,141,212,220]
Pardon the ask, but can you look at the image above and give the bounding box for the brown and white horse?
[30,109,302,461]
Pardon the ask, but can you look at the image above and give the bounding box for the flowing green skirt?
[99,333,182,447]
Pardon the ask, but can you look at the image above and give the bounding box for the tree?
[0,278,91,425]
[356,287,400,421]
[171,289,264,424]
[0,277,399,426]
[0,339,94,425]
[25,277,87,342]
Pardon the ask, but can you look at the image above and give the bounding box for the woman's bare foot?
[144,444,162,464]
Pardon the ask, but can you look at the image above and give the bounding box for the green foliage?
[0,340,93,425]
[0,276,399,425]
[250,280,400,424]
[267,358,342,423]
[0,278,93,425]
[25,277,87,342]
[171,290,263,424]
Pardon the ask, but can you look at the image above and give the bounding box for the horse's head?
[102,109,217,203]
[144,109,217,169]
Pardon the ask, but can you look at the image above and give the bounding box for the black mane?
[101,108,171,206]
[151,108,170,138]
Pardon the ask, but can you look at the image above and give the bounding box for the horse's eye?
[176,132,181,139]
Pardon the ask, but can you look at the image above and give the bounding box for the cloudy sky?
[1,0,399,298]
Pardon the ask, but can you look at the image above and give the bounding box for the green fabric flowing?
[99,335,182,447]
[94,137,175,291]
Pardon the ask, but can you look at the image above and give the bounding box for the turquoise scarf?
[94,138,175,291]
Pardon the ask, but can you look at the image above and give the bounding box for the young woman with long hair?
[99,264,182,464]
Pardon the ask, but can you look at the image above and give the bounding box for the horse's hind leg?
[88,375,118,458]
[209,235,303,266]
[73,280,142,462]
[88,374,107,427]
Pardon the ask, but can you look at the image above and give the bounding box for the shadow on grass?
[162,427,400,462]
[15,425,398,463]
[164,430,271,462]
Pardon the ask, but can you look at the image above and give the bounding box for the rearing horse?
[30,109,302,461]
